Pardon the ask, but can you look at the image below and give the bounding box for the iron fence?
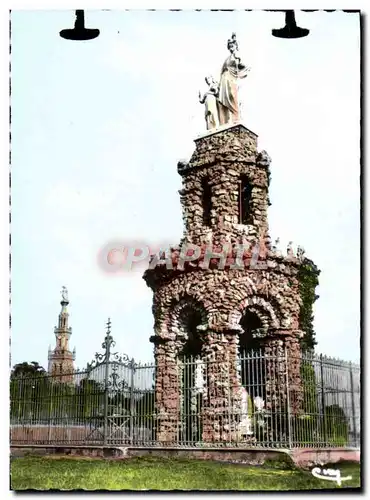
[10,331,360,450]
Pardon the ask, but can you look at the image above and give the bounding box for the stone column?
[262,330,304,443]
[263,334,286,412]
[201,328,242,443]
[284,332,304,415]
[151,337,180,444]
[262,334,288,443]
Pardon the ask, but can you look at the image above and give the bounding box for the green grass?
[10,456,361,491]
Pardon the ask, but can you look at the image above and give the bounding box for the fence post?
[285,346,292,449]
[349,362,357,447]
[129,358,136,445]
[103,320,112,446]
[320,354,327,445]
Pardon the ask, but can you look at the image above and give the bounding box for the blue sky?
[11,10,360,369]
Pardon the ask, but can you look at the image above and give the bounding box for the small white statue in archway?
[194,359,205,393]
[237,386,253,437]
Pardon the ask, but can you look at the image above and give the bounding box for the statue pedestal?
[196,121,258,141]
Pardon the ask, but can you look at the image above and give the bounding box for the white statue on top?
[218,33,250,126]
[199,76,220,130]
[199,33,250,130]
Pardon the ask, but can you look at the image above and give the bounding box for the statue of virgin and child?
[199,33,250,131]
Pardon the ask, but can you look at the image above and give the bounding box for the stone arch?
[238,296,280,329]
[153,287,207,335]
[166,297,207,443]
[236,296,279,381]
[258,290,294,329]
[236,303,271,401]
[238,308,267,356]
[242,276,258,295]
[163,296,208,357]
[243,306,270,331]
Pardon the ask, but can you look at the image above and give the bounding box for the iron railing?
[10,331,360,449]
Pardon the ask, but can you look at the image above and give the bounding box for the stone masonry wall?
[152,339,181,443]
[177,125,270,248]
[201,329,244,443]
[49,350,75,384]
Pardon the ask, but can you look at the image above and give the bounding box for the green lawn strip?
[10,457,361,491]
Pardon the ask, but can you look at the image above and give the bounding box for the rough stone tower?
[48,287,76,383]
[143,34,305,444]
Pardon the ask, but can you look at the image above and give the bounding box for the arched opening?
[179,307,203,358]
[238,310,266,401]
[176,305,205,444]
[239,310,263,354]
[201,176,212,227]
[239,175,253,225]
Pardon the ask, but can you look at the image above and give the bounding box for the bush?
[289,360,320,444]
[300,361,318,416]
[290,405,349,447]
[322,404,349,447]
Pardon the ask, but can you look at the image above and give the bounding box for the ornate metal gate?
[84,319,138,445]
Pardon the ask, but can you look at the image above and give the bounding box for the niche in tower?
[178,305,204,443]
[201,176,212,227]
[238,310,266,400]
[239,175,253,225]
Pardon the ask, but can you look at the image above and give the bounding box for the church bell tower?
[48,286,76,383]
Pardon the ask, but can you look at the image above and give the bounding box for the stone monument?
[143,34,305,444]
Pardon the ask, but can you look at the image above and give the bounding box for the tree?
[297,257,321,351]
[11,361,46,378]
[74,378,105,420]
[10,362,48,421]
